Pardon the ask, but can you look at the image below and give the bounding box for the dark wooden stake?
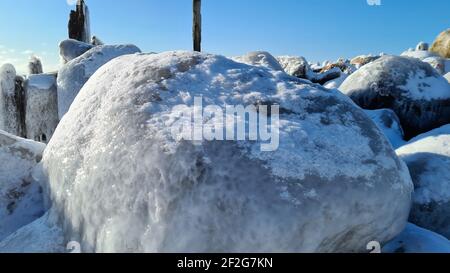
[193,0,202,52]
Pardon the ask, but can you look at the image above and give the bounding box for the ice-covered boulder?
[364,109,406,149]
[59,39,94,64]
[323,73,348,89]
[340,55,450,139]
[25,73,59,143]
[396,125,450,239]
[43,51,413,253]
[0,130,46,241]
[233,51,284,71]
[431,29,450,58]
[57,44,141,119]
[277,56,310,78]
[383,223,450,253]
[401,49,439,61]
[416,42,429,51]
[422,56,446,75]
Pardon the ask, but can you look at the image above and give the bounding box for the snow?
[0,130,46,241]
[383,223,450,253]
[364,109,406,149]
[401,50,439,60]
[25,74,59,143]
[0,213,64,253]
[445,72,450,83]
[42,51,413,253]
[57,44,141,119]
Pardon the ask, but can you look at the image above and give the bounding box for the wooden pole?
[193,0,202,52]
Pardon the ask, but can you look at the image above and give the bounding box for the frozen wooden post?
[193,0,202,52]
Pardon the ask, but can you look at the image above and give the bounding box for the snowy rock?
[340,55,450,139]
[431,29,450,58]
[416,42,429,51]
[277,56,310,78]
[43,51,413,253]
[0,213,64,253]
[383,223,450,253]
[320,59,356,75]
[233,51,284,71]
[59,39,94,64]
[28,55,43,75]
[25,73,59,143]
[91,35,104,46]
[0,130,46,241]
[0,64,26,137]
[57,44,141,119]
[422,56,446,75]
[365,109,406,149]
[350,55,380,69]
[396,125,450,239]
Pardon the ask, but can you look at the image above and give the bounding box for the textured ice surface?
[233,51,284,72]
[57,44,141,119]
[26,74,59,143]
[0,130,46,241]
[340,55,450,139]
[0,64,20,136]
[383,223,450,253]
[43,51,413,253]
[397,125,450,238]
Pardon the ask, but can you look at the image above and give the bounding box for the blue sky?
[0,0,449,74]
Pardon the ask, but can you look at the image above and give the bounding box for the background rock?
[431,29,450,58]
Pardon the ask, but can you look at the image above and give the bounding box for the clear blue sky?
[0,0,449,73]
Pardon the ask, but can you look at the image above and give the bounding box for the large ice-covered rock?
[431,29,450,58]
[340,55,450,139]
[364,109,406,149]
[0,130,46,241]
[396,125,450,239]
[57,44,141,119]
[233,51,284,71]
[416,42,429,51]
[59,39,94,64]
[25,73,59,143]
[43,51,413,253]
[0,64,26,137]
[383,223,450,253]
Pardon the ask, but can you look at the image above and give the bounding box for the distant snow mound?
[364,109,406,149]
[43,51,412,253]
[396,125,450,239]
[340,55,450,139]
[233,51,284,71]
[0,130,46,241]
[383,223,450,253]
[57,44,141,119]
[59,39,94,64]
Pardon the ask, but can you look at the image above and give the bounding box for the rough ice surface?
[42,51,413,253]
[340,55,450,139]
[233,51,284,71]
[0,130,46,241]
[25,73,59,143]
[0,212,64,253]
[383,223,450,253]
[28,55,43,75]
[364,109,406,149]
[59,39,94,64]
[57,44,141,119]
[396,125,450,239]
[277,56,310,79]
[324,73,348,89]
